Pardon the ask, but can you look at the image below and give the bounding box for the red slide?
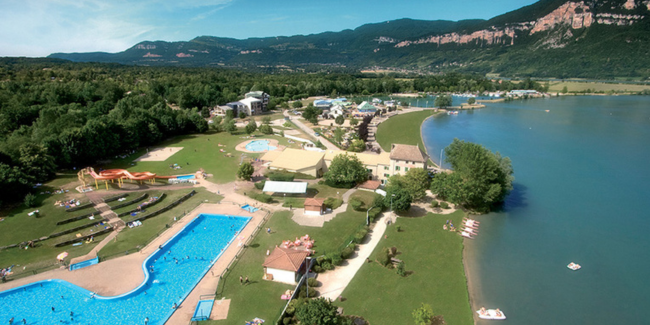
[87,168,177,181]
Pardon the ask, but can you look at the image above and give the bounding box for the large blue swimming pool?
[0,214,250,325]
[245,140,277,152]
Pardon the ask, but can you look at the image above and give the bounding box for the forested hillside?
[0,59,541,207]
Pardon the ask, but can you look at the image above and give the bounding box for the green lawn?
[376,111,436,152]
[101,131,292,184]
[98,188,222,259]
[338,210,473,325]
[205,191,376,325]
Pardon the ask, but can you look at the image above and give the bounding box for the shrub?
[283,317,292,325]
[316,256,326,265]
[307,277,320,287]
[396,225,401,232]
[349,197,364,211]
[396,261,406,277]
[323,197,343,209]
[254,193,273,203]
[268,172,295,182]
[367,207,382,222]
[340,247,354,259]
[375,247,391,267]
[440,201,449,209]
[352,227,369,244]
[254,181,266,190]
[298,287,317,298]
[312,265,323,273]
[24,193,37,208]
[322,261,334,270]
[431,201,440,208]
[327,252,343,266]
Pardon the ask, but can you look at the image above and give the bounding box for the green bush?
[327,252,343,266]
[349,197,364,211]
[24,193,37,208]
[367,207,382,222]
[254,181,266,190]
[298,286,317,298]
[440,201,449,209]
[340,247,354,259]
[431,201,440,208]
[323,197,343,209]
[396,261,406,277]
[312,265,323,273]
[322,261,334,270]
[352,227,369,244]
[316,256,326,265]
[375,247,391,267]
[268,172,295,182]
[283,317,292,325]
[254,193,273,203]
[307,277,320,287]
[396,225,401,232]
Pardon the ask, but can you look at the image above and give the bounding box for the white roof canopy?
[262,181,308,194]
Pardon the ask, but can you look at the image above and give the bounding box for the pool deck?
[235,138,282,153]
[0,203,268,325]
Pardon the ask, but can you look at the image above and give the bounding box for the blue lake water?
[0,214,250,325]
[421,96,650,325]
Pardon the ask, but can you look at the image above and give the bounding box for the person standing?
[239,275,243,285]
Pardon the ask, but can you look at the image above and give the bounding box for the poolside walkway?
[316,212,390,301]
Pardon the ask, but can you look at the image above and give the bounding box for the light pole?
[366,205,375,226]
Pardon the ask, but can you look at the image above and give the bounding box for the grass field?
[205,192,376,325]
[376,110,436,152]
[100,130,296,184]
[338,210,473,325]
[547,81,650,93]
[98,188,222,259]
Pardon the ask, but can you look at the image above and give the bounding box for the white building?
[263,247,310,284]
[245,91,271,111]
[239,97,263,116]
[328,105,346,119]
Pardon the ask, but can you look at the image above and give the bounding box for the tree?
[24,193,37,208]
[561,86,569,94]
[295,298,349,325]
[348,139,365,152]
[237,162,254,180]
[349,117,359,126]
[302,105,320,124]
[18,143,57,182]
[239,111,247,119]
[259,124,274,134]
[434,94,452,108]
[225,119,237,134]
[412,303,434,325]
[335,115,344,125]
[261,116,271,124]
[333,127,344,144]
[330,89,337,99]
[324,154,368,188]
[467,97,476,105]
[245,120,257,134]
[384,180,412,212]
[430,138,514,212]
[292,101,303,109]
[402,168,432,201]
[201,107,210,118]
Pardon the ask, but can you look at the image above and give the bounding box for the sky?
[0,0,538,57]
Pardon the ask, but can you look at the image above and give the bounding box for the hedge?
[103,193,129,203]
[49,221,108,239]
[56,211,101,225]
[117,193,165,217]
[267,172,295,182]
[65,202,94,212]
[55,227,114,247]
[111,193,148,210]
[130,190,195,223]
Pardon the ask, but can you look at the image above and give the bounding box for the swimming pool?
[176,174,196,180]
[245,140,277,152]
[0,214,250,325]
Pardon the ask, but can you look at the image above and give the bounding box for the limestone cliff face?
[394,0,647,49]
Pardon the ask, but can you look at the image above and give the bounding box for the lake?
[420,96,650,325]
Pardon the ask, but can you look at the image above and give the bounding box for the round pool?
[245,140,277,152]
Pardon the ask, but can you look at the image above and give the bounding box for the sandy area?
[235,138,281,153]
[134,147,184,162]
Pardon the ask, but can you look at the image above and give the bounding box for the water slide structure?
[78,167,178,189]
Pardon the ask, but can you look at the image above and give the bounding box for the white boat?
[477,308,506,320]
[567,262,581,271]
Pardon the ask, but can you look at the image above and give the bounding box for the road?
[282,110,339,151]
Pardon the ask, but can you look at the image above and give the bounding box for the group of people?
[239,275,250,285]
[1,265,13,282]
[55,198,80,208]
[443,219,456,232]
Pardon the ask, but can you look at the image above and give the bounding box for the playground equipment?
[78,167,177,190]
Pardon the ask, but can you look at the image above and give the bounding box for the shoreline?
[419,110,479,324]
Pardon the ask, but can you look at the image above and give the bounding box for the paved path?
[291,188,356,227]
[316,212,390,301]
[282,110,339,151]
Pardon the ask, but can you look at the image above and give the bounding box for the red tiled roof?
[304,198,325,207]
[263,247,310,272]
[358,180,381,190]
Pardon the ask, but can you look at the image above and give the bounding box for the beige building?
[262,144,428,185]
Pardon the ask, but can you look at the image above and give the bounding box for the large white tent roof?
[262,181,308,194]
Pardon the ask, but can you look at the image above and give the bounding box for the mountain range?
[49,0,650,78]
